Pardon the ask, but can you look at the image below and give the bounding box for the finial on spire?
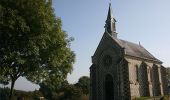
[104,2,117,38]
[139,41,141,46]
[109,0,112,4]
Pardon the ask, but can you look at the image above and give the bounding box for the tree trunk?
[9,78,16,100]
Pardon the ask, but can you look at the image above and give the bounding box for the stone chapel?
[90,4,168,100]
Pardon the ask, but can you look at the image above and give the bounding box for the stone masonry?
[90,3,168,100]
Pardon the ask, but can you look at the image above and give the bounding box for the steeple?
[105,3,117,38]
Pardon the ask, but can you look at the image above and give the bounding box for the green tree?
[0,87,10,100]
[39,81,55,99]
[60,83,82,100]
[40,80,83,100]
[75,76,90,95]
[0,0,75,99]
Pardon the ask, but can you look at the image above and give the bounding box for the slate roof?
[113,37,162,63]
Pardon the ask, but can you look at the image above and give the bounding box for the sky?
[3,0,170,91]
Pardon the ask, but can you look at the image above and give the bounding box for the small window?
[136,65,139,82]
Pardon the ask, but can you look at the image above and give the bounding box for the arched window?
[152,64,161,96]
[136,65,139,82]
[139,62,150,96]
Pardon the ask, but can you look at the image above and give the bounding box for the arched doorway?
[105,74,114,100]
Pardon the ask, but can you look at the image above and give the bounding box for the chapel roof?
[112,37,162,63]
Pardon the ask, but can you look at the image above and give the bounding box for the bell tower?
[105,3,117,38]
[90,3,124,100]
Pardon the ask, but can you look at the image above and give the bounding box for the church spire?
[105,3,117,38]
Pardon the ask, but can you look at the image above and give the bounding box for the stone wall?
[90,32,167,100]
[125,57,165,98]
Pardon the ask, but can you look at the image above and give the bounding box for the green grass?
[132,97,152,100]
[132,96,169,100]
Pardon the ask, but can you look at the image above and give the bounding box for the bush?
[0,87,10,100]
[0,87,44,100]
[59,84,83,100]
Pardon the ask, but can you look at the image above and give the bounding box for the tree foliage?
[0,87,44,100]
[40,80,83,100]
[0,0,75,99]
[75,76,90,95]
[60,84,82,100]
[0,87,10,100]
[39,76,90,100]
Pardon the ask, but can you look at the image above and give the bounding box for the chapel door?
[105,74,114,100]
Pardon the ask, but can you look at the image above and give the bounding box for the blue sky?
[5,0,170,91]
[53,0,170,83]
